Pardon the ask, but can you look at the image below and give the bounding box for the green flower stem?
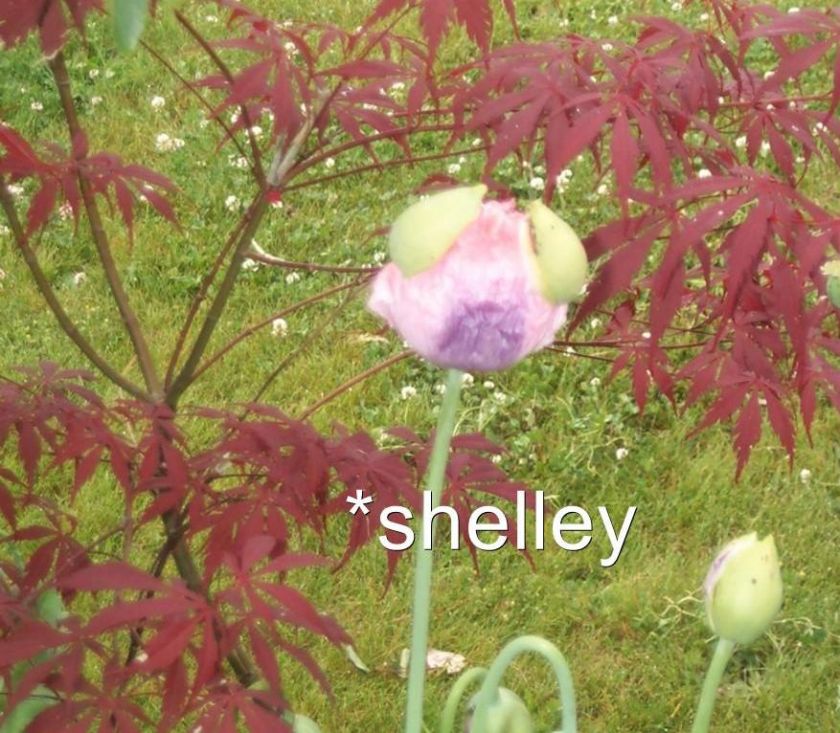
[404,368,464,733]
[472,635,577,733]
[439,667,488,733]
[691,638,735,733]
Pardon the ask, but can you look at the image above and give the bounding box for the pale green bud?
[526,201,588,304]
[465,688,535,733]
[704,533,783,645]
[292,714,323,733]
[388,184,487,276]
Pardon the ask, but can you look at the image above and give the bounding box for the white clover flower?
[461,373,474,387]
[58,202,73,220]
[6,183,24,198]
[448,163,462,175]
[590,317,601,329]
[154,133,174,152]
[493,390,507,403]
[250,125,263,138]
[224,195,240,212]
[529,176,545,191]
[271,318,288,337]
[285,271,301,284]
[589,377,601,388]
[0,224,9,237]
[241,257,259,272]
[400,385,417,400]
[90,95,103,107]
[788,6,800,13]
[601,42,614,52]
[271,200,284,209]
[471,137,482,147]
[615,447,629,461]
[150,95,166,109]
[641,331,651,339]
[763,70,774,80]
[205,14,219,22]
[697,168,712,178]
[491,454,502,464]
[760,140,771,156]
[483,380,495,390]
[72,271,87,287]
[699,12,710,21]
[435,383,447,395]
[230,155,249,169]
[815,121,827,133]
[88,68,100,79]
[608,15,618,25]
[372,250,386,264]
[199,118,210,129]
[390,81,405,91]
[324,157,336,169]
[30,101,43,111]
[799,468,812,483]
[104,69,115,79]
[596,182,609,195]
[735,135,747,149]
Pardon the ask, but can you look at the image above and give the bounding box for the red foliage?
[4,0,840,726]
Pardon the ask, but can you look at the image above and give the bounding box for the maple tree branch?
[244,249,379,273]
[49,53,163,400]
[167,93,329,408]
[191,277,369,386]
[139,39,255,179]
[0,183,150,401]
[174,10,266,186]
[298,350,412,420]
[245,279,366,410]
[283,142,490,193]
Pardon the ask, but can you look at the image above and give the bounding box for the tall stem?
[691,638,735,733]
[404,368,464,733]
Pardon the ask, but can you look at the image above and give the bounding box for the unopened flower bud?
[703,533,783,645]
[823,260,840,308]
[465,688,535,733]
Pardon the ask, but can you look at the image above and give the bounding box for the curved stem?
[404,368,464,733]
[472,635,577,733]
[439,667,487,733]
[691,638,735,733]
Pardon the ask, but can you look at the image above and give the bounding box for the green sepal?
[467,688,535,733]
[388,184,487,277]
[526,201,588,304]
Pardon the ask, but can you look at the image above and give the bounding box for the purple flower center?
[436,300,525,371]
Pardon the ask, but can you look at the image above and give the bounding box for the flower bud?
[292,714,322,733]
[369,189,586,372]
[703,533,783,645]
[389,184,487,276]
[823,260,840,308]
[526,201,588,304]
[464,688,535,733]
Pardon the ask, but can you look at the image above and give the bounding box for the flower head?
[368,185,587,371]
[703,532,783,644]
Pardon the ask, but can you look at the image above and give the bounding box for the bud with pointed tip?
[292,714,322,733]
[464,688,535,733]
[369,189,587,371]
[703,532,783,645]
[822,260,840,308]
[526,200,588,304]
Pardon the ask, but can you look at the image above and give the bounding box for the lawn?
[1,0,838,731]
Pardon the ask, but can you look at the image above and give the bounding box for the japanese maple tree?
[1,0,840,729]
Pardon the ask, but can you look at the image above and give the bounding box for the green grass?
[1,0,839,732]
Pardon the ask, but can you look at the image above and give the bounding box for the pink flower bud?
[368,189,586,372]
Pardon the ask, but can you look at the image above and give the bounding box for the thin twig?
[298,350,411,420]
[245,249,379,273]
[0,183,150,400]
[192,277,370,385]
[49,52,162,400]
[174,10,266,186]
